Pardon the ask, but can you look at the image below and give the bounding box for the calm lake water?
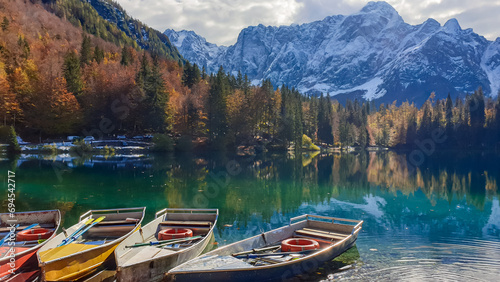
[1,150,499,281]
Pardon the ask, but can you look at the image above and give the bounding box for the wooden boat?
[37,207,145,281]
[0,210,61,280]
[114,208,218,282]
[165,214,363,282]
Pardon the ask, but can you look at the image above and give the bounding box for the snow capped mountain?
[164,1,500,104]
[164,29,226,70]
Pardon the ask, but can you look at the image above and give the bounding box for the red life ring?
[158,228,193,240]
[281,238,320,252]
[17,228,53,241]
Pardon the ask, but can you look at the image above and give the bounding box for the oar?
[62,216,106,246]
[57,218,95,247]
[232,245,281,256]
[159,237,204,249]
[0,224,20,246]
[125,235,202,248]
[234,249,318,259]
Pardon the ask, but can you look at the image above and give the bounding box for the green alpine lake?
[1,150,499,281]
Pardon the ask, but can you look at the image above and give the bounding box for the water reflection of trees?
[1,151,497,226]
[192,151,499,224]
[365,151,498,210]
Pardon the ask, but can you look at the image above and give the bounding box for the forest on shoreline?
[1,0,500,152]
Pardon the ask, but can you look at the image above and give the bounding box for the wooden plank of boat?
[0,224,55,233]
[159,221,212,227]
[0,210,61,280]
[3,269,40,282]
[37,207,145,281]
[115,208,218,282]
[165,214,363,282]
[302,227,350,237]
[295,229,346,240]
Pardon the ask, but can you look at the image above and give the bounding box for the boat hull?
[115,208,218,282]
[166,214,362,282]
[117,239,211,282]
[0,248,36,278]
[166,234,357,282]
[39,243,119,281]
[37,207,145,281]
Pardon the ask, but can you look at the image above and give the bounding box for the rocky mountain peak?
[165,2,500,104]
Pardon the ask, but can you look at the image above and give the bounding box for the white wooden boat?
[37,207,145,281]
[115,208,218,282]
[165,214,363,282]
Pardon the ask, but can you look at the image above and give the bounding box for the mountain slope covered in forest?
[43,0,182,60]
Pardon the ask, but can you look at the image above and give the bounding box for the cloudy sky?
[115,0,500,46]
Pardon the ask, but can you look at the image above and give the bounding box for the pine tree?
[317,93,333,144]
[93,45,104,64]
[201,65,207,80]
[338,110,349,147]
[236,71,243,89]
[468,88,485,147]
[63,50,84,98]
[419,101,432,140]
[292,93,303,147]
[406,109,417,147]
[80,35,92,66]
[120,46,133,66]
[145,56,168,132]
[182,62,201,88]
[445,93,453,145]
[137,52,150,85]
[208,67,229,149]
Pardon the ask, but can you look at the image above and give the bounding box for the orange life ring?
[158,228,193,240]
[281,238,320,252]
[17,228,53,241]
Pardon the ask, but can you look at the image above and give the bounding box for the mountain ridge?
[85,0,182,61]
[164,1,500,104]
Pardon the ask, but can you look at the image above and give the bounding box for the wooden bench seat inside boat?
[303,228,349,238]
[160,221,212,227]
[86,223,137,238]
[294,228,349,242]
[96,219,139,226]
[0,224,55,233]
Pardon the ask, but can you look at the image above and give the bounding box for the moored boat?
[165,214,363,282]
[37,207,145,281]
[115,208,218,282]
[0,210,61,280]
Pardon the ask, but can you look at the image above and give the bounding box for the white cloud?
[115,0,500,45]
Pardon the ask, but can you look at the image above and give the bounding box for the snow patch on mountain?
[319,77,387,101]
[481,38,500,97]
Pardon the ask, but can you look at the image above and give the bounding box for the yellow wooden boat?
[37,207,145,281]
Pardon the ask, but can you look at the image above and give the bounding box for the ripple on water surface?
[328,236,500,281]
